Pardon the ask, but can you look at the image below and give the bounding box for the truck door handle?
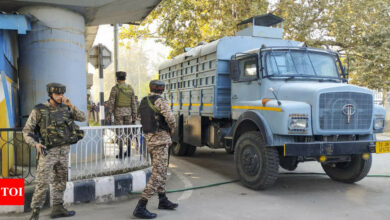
[232,94,238,99]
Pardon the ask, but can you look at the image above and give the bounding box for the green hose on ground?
[131,172,390,194]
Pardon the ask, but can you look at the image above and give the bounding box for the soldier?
[133,80,178,219]
[23,83,86,220]
[107,71,137,158]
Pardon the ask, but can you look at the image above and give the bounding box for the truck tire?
[279,156,298,171]
[171,142,188,156]
[321,154,372,183]
[234,131,279,190]
[185,145,196,156]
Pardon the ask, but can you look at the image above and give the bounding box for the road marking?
[175,171,193,201]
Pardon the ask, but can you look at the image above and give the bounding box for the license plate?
[375,141,390,154]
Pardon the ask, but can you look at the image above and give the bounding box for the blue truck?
[158,14,389,190]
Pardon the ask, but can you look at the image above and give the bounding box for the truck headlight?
[288,117,308,130]
[374,118,385,130]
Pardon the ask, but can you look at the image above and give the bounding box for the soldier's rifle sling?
[147,96,161,115]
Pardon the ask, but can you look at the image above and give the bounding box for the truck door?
[230,54,260,119]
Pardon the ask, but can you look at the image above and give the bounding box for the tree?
[121,0,390,90]
[120,0,269,57]
[273,0,390,90]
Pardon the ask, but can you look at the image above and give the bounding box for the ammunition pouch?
[34,103,84,148]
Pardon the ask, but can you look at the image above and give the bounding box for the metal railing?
[0,125,150,184]
[0,128,36,184]
[69,125,150,181]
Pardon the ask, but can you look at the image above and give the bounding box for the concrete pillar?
[18,6,87,125]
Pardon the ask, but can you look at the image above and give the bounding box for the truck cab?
[158,14,388,190]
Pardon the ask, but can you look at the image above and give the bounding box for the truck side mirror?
[229,60,240,81]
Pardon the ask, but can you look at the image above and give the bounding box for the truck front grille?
[319,92,373,130]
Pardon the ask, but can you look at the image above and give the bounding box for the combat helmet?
[149,80,165,93]
[116,71,127,80]
[46,83,66,96]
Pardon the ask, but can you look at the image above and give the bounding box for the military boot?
[133,198,157,219]
[50,204,76,218]
[29,208,40,220]
[158,193,178,210]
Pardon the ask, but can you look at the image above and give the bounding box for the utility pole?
[98,44,105,126]
[114,24,119,72]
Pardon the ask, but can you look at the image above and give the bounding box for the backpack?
[115,84,134,107]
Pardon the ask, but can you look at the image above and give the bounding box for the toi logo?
[0,179,24,205]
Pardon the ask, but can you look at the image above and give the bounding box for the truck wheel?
[321,154,372,183]
[234,131,279,190]
[171,142,188,156]
[185,145,196,156]
[279,156,298,171]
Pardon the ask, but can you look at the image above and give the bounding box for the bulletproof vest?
[34,103,81,148]
[115,83,133,107]
[139,95,170,134]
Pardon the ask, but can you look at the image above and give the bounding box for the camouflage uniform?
[107,81,137,125]
[23,101,86,209]
[107,82,137,157]
[141,92,176,199]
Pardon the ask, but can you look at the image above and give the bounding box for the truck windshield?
[263,50,341,78]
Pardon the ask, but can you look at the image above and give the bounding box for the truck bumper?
[283,140,390,157]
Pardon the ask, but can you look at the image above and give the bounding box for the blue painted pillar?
[18,6,87,125]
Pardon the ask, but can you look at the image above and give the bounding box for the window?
[196,65,199,72]
[183,82,185,88]
[188,61,190,65]
[244,61,257,76]
[181,63,183,67]
[199,78,203,85]
[209,61,212,69]
[202,63,205,70]
[196,58,199,63]
[212,76,215,84]
[205,77,208,85]
[238,55,258,81]
[188,80,191,87]
[263,50,340,78]
[191,66,193,73]
[185,68,188,74]
[181,69,183,75]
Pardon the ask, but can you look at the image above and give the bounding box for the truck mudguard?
[232,110,273,148]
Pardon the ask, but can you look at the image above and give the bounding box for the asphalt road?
[4,136,390,220]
